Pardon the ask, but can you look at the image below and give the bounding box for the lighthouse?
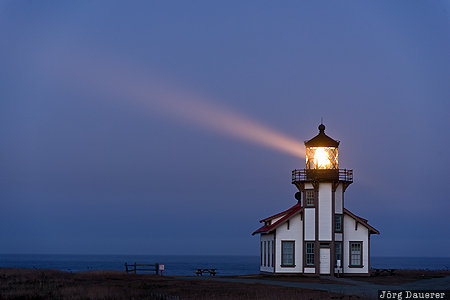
[253,124,379,276]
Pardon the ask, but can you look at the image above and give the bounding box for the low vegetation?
[0,268,360,300]
[352,269,450,285]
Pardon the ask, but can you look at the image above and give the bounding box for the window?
[270,241,273,267]
[305,242,315,266]
[335,242,342,266]
[335,215,342,232]
[349,242,362,267]
[287,220,290,230]
[272,241,275,267]
[260,242,263,266]
[281,241,295,266]
[305,190,315,207]
[264,241,267,266]
[268,241,271,267]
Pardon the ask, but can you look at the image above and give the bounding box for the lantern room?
[305,124,339,170]
[292,124,352,184]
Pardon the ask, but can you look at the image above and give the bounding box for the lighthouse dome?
[304,124,340,148]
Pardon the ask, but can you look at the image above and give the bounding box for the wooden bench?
[125,263,162,275]
[196,268,216,276]
[373,268,396,276]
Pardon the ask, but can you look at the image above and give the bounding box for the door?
[319,248,330,274]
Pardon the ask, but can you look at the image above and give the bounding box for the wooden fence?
[124,262,162,275]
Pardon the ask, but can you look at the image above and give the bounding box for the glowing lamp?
[305,124,339,169]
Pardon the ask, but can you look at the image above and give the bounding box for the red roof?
[252,203,302,235]
[252,205,379,235]
[344,208,380,234]
[259,203,300,223]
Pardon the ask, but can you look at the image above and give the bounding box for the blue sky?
[0,1,449,256]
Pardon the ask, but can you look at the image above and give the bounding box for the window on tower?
[335,215,343,232]
[305,242,315,266]
[305,190,315,207]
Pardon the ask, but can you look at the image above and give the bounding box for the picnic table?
[196,268,216,276]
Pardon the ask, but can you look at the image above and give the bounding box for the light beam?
[47,49,306,159]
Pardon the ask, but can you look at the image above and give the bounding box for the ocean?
[0,255,448,276]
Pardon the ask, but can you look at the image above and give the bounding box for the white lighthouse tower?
[253,124,379,276]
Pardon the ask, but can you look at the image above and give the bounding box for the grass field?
[237,269,450,285]
[0,268,359,300]
[1,268,448,299]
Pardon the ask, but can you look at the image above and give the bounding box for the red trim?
[344,208,380,234]
[259,204,300,223]
[253,206,379,235]
[253,204,302,235]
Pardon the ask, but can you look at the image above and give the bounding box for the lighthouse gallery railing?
[292,169,353,183]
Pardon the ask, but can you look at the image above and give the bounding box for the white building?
[253,124,379,276]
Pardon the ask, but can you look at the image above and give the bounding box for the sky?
[0,1,449,257]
